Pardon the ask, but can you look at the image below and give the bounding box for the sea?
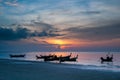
[0,52,120,72]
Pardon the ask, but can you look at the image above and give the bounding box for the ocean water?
[0,52,120,72]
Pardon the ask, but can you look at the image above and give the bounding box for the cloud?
[0,0,19,8]
[81,11,101,15]
[0,0,120,29]
[33,30,62,37]
[0,27,30,40]
[31,21,54,31]
[64,23,120,41]
[0,22,62,41]
[4,2,18,7]
[22,20,62,34]
[0,39,61,52]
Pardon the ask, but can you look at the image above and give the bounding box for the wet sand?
[0,59,120,80]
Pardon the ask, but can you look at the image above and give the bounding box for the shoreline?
[0,59,120,80]
[0,58,120,72]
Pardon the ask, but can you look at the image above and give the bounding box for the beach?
[0,59,120,80]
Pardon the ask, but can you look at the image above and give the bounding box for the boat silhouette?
[100,54,113,63]
[59,54,78,62]
[10,54,25,58]
[36,53,78,63]
[36,54,55,59]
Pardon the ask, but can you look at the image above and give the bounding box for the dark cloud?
[64,23,120,41]
[25,20,59,33]
[34,30,62,37]
[0,27,30,40]
[81,11,101,15]
[0,27,61,41]
[0,20,63,41]
[33,21,53,30]
[28,21,62,37]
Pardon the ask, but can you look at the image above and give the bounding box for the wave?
[65,63,120,72]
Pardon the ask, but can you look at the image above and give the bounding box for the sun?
[46,39,67,45]
[46,39,68,49]
[54,39,64,45]
[46,39,74,49]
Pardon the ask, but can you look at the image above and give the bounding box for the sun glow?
[46,39,70,49]
[47,39,68,45]
[46,38,86,49]
[54,39,64,45]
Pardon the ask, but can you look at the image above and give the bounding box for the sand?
[0,59,120,80]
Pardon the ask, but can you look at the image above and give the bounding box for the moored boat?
[10,54,25,58]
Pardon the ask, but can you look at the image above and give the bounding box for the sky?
[0,0,120,52]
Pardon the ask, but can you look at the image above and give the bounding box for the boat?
[59,53,72,59]
[36,54,55,59]
[44,53,72,61]
[10,54,25,58]
[100,54,113,63]
[43,55,59,61]
[59,54,78,62]
[36,53,78,63]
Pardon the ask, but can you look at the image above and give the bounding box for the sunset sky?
[0,0,120,52]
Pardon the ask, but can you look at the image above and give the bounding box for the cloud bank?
[64,23,120,41]
[0,23,62,41]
